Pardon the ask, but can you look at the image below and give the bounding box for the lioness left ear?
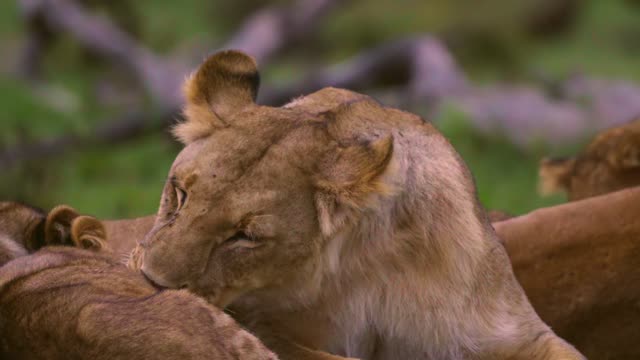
[314,135,394,236]
[174,50,260,143]
[45,205,80,246]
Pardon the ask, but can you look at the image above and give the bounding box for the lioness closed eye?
[130,50,585,359]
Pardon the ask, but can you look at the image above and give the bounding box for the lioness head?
[130,50,410,307]
[538,118,640,201]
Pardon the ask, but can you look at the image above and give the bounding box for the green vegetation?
[1,0,638,218]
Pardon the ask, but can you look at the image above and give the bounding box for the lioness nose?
[140,270,168,290]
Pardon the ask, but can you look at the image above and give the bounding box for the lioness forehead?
[171,99,333,182]
[172,118,302,186]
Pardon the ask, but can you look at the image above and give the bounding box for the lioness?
[0,202,278,360]
[539,118,640,201]
[129,50,583,359]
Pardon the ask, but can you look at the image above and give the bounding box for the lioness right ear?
[314,135,395,236]
[538,157,575,196]
[45,205,80,246]
[174,50,260,144]
[71,216,109,252]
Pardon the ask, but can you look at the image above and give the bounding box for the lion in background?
[0,202,277,360]
[539,117,640,201]
[129,50,584,359]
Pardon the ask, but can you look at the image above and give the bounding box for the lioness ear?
[314,135,394,236]
[538,157,575,196]
[45,205,80,246]
[174,50,260,144]
[71,216,109,252]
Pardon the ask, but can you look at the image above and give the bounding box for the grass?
[435,110,566,215]
[1,0,635,218]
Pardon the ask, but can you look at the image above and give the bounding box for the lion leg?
[517,332,584,360]
[264,336,359,360]
[490,330,585,360]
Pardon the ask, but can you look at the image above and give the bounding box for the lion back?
[0,235,276,360]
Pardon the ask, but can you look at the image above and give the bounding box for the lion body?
[497,186,640,360]
[0,203,277,360]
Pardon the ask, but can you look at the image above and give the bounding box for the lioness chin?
[129,50,584,359]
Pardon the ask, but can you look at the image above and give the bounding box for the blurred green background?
[1,0,639,218]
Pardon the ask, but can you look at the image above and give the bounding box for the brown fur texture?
[0,202,277,360]
[539,118,640,201]
[130,50,583,359]
[0,202,46,263]
[487,209,514,222]
[102,215,155,258]
[496,186,640,360]
[0,248,278,360]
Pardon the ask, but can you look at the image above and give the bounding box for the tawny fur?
[0,202,46,260]
[0,202,278,360]
[130,51,584,360]
[539,118,640,201]
[101,215,156,260]
[0,248,278,360]
[487,209,514,223]
[496,186,640,360]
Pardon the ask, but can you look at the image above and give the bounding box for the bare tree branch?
[19,0,182,106]
[11,0,636,169]
[0,110,176,169]
[4,0,347,169]
[259,36,468,107]
[259,36,640,148]
[227,0,345,64]
[18,0,347,105]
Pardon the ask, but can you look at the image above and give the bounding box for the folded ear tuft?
[71,216,109,252]
[538,157,575,196]
[174,50,260,144]
[314,135,394,236]
[45,205,80,246]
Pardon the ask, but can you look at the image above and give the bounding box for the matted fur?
[539,117,640,200]
[131,51,584,359]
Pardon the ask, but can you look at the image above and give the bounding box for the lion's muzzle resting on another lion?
[130,50,584,359]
